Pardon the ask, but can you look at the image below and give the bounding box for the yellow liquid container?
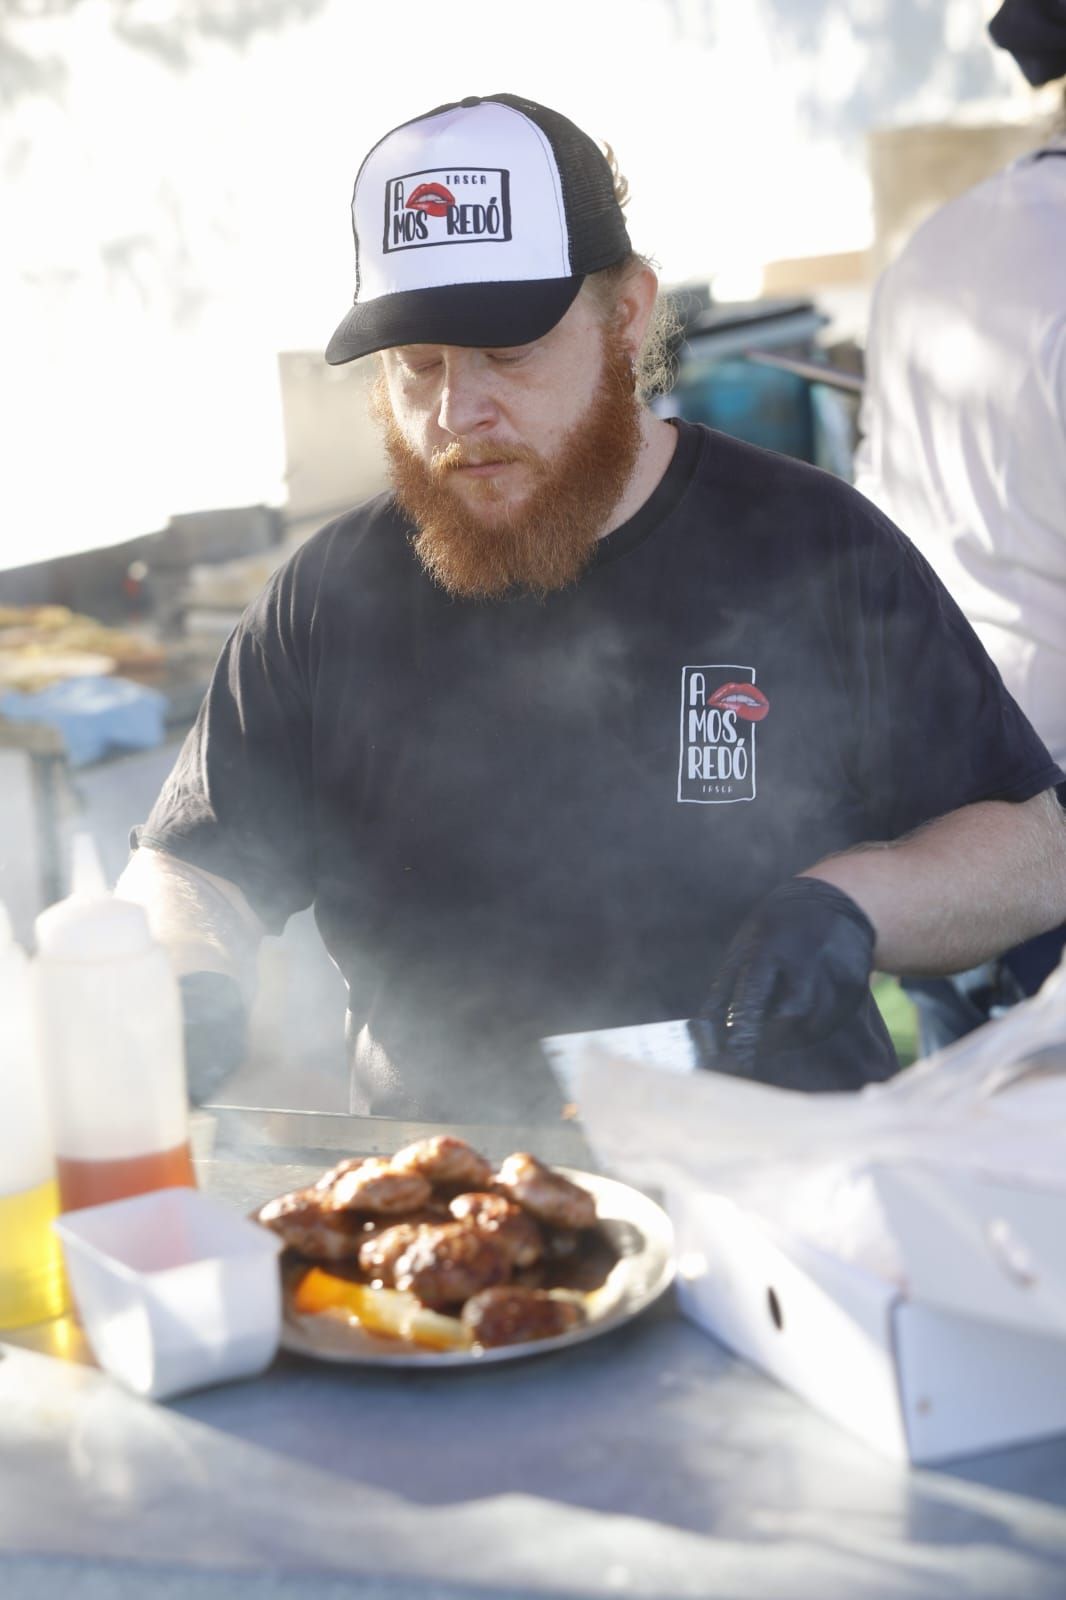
[0,1177,67,1328]
[1,898,67,1329]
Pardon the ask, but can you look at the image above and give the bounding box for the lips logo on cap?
[406,182,455,219]
[707,683,770,723]
[383,169,512,254]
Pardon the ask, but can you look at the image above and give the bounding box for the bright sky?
[0,0,1049,566]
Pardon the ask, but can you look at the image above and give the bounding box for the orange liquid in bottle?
[56,1141,197,1213]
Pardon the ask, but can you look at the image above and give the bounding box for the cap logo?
[383,167,512,252]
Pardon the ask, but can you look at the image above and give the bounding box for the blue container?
[0,676,167,767]
[666,297,828,464]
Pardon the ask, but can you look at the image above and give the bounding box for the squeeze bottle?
[0,900,67,1328]
[34,836,196,1214]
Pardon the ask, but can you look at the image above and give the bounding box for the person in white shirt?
[855,0,1066,1050]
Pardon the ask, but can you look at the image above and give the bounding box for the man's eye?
[404,359,441,376]
[489,350,530,366]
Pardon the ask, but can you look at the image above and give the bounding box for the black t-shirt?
[140,421,1062,1119]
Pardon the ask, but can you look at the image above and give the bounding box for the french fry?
[292,1267,474,1352]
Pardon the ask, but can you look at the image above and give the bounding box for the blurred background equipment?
[658,287,863,479]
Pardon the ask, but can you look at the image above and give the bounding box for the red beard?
[374,333,643,599]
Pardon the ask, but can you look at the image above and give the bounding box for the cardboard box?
[544,1016,1066,1467]
[670,1172,1066,1465]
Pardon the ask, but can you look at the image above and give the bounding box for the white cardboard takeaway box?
[669,1170,1066,1466]
[543,1018,1066,1468]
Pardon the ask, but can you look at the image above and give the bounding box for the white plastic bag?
[564,955,1066,1286]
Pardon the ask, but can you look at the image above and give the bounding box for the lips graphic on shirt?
[707,682,770,722]
[406,182,455,218]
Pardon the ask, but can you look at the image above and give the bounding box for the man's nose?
[437,356,497,436]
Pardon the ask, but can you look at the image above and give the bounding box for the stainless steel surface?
[5,1108,1066,1600]
[205,1103,597,1169]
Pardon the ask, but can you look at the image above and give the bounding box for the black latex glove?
[702,878,877,1076]
[179,972,248,1105]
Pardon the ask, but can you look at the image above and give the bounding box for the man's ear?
[615,263,660,358]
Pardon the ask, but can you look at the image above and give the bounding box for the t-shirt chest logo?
[383,168,512,252]
[677,665,769,804]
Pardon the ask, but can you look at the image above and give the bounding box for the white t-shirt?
[855,141,1066,767]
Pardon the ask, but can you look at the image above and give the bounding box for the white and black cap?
[325,93,632,365]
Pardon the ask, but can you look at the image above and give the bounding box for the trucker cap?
[325,93,632,365]
[988,0,1066,86]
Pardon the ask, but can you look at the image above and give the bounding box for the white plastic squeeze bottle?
[34,834,196,1214]
[0,899,67,1327]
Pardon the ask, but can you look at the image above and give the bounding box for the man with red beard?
[121,95,1066,1117]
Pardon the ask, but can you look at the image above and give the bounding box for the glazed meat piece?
[493,1153,597,1231]
[391,1135,494,1190]
[312,1156,364,1192]
[449,1191,543,1268]
[461,1286,586,1348]
[256,1188,368,1262]
[358,1222,426,1285]
[324,1157,433,1216]
[392,1222,510,1310]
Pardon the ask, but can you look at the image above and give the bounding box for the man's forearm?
[800,789,1066,975]
[115,847,264,999]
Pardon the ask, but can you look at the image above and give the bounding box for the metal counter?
[4,1109,1066,1600]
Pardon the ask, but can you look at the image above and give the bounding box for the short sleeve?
[136,567,315,933]
[842,505,1063,841]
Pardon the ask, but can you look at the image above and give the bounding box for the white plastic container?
[0,901,67,1328]
[33,836,194,1215]
[53,1187,283,1399]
